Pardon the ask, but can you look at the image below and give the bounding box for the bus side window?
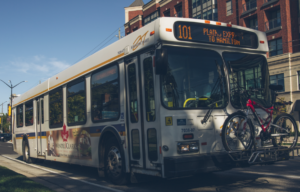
[25,100,34,126]
[17,104,23,128]
[131,129,140,159]
[41,99,44,124]
[143,57,156,122]
[147,128,158,161]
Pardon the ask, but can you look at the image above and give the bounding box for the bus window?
[91,65,120,122]
[147,128,158,161]
[25,100,33,126]
[67,77,86,126]
[128,64,138,123]
[143,57,156,122]
[49,87,63,128]
[36,100,39,124]
[41,99,44,124]
[161,46,227,109]
[17,104,23,128]
[131,129,140,159]
[223,52,271,108]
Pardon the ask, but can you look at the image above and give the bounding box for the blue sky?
[0,0,150,114]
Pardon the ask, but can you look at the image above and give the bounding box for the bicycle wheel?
[271,113,298,148]
[222,112,254,151]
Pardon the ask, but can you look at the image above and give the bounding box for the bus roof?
[13,17,268,107]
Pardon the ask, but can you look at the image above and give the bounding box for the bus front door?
[125,57,144,168]
[140,52,161,171]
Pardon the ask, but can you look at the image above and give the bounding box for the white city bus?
[12,17,271,184]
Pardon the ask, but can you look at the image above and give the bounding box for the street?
[1,141,300,192]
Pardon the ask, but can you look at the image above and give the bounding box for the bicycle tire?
[271,113,298,148]
[222,111,254,151]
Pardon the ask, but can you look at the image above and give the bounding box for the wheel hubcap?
[107,146,122,178]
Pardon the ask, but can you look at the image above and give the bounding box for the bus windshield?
[223,52,272,108]
[161,46,228,109]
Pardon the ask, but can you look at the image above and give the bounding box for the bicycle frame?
[245,99,273,133]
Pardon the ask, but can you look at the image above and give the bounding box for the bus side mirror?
[155,48,168,75]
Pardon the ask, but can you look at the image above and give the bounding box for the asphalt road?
[1,141,300,192]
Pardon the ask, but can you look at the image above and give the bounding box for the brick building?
[124,0,300,114]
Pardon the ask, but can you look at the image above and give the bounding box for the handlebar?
[274,101,293,106]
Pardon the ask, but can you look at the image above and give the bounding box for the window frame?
[270,73,285,92]
[131,129,141,160]
[16,104,24,128]
[25,100,34,127]
[159,46,228,110]
[66,77,87,126]
[49,86,64,129]
[143,57,156,122]
[268,38,283,57]
[147,128,158,161]
[90,63,120,123]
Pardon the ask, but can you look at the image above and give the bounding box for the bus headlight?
[177,141,199,154]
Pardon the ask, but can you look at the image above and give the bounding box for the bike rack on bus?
[227,146,300,165]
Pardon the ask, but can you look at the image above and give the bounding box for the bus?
[12,17,275,184]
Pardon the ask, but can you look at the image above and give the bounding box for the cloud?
[10,55,70,75]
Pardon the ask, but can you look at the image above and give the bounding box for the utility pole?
[0,79,27,133]
[116,28,123,40]
[0,101,7,114]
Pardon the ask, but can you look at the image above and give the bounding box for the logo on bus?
[132,31,149,51]
[61,124,69,142]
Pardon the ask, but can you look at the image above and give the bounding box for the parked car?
[0,133,11,142]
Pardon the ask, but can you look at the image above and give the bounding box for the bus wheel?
[23,140,33,163]
[104,139,127,185]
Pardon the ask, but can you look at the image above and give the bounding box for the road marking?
[1,155,124,192]
[226,170,300,180]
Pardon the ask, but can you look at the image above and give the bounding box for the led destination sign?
[174,22,258,48]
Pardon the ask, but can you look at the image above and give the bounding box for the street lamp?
[0,79,27,133]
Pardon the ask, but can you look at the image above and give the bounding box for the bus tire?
[104,139,127,185]
[22,140,34,163]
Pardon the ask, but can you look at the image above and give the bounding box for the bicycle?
[221,84,298,151]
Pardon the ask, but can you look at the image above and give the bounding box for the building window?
[67,77,86,126]
[49,87,63,128]
[17,104,23,128]
[25,100,33,126]
[269,38,283,57]
[226,0,233,16]
[270,74,284,92]
[144,11,159,25]
[175,4,182,17]
[192,0,217,21]
[91,65,120,122]
[266,9,281,31]
[164,10,170,17]
[247,17,258,30]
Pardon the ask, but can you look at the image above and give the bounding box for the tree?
[0,113,10,133]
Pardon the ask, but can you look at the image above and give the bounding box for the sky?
[0,0,150,114]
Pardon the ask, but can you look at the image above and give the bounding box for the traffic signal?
[8,104,11,116]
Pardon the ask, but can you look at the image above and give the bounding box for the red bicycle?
[222,85,298,151]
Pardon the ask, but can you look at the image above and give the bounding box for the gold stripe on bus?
[38,136,47,139]
[16,137,23,140]
[13,53,124,107]
[28,136,36,139]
